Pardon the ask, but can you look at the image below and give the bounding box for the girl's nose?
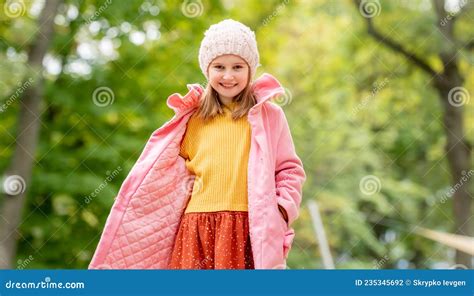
[223,71,234,80]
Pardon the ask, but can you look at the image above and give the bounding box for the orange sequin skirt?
[168,211,254,269]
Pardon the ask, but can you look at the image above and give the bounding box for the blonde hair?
[194,71,257,121]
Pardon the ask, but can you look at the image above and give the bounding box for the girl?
[88,19,306,270]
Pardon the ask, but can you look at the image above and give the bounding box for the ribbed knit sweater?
[179,102,251,213]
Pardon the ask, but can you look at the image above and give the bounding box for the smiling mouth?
[220,83,237,89]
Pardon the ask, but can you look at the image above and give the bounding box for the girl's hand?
[278,204,289,224]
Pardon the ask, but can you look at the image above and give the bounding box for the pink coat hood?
[88,73,306,269]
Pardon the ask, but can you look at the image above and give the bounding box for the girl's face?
[208,54,249,103]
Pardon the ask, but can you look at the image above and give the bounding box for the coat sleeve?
[274,108,306,226]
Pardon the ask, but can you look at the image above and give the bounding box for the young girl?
[88,19,306,270]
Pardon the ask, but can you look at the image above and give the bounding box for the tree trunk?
[0,0,62,269]
[354,0,473,268]
[435,82,473,268]
[432,0,473,269]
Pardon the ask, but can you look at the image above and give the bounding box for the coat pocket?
[283,227,295,259]
[276,203,294,259]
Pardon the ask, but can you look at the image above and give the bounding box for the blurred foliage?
[0,0,472,269]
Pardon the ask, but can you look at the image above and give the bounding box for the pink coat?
[88,73,306,269]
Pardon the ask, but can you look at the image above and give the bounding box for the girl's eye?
[214,65,223,69]
[234,65,243,69]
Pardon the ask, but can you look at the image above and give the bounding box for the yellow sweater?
[179,102,251,213]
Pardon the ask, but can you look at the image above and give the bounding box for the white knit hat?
[198,19,260,80]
